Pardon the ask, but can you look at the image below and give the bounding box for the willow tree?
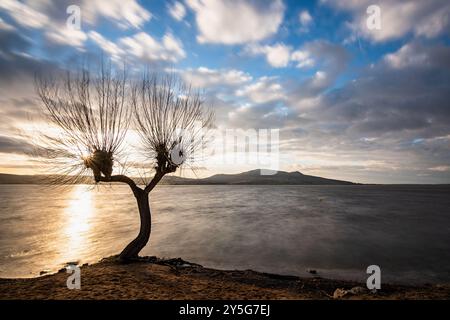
[35,64,213,261]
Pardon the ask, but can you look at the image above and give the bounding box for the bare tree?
[35,63,214,261]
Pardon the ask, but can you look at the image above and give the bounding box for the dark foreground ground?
[0,256,449,300]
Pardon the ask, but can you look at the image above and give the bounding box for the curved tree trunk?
[119,188,151,261]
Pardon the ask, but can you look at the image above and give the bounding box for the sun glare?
[62,185,94,259]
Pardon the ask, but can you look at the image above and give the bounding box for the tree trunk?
[119,188,151,261]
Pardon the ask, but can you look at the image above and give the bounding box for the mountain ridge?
[0,170,356,185]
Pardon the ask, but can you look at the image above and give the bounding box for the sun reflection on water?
[62,185,94,261]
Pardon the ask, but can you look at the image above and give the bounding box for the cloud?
[186,0,284,44]
[227,40,450,182]
[46,26,87,48]
[0,0,49,29]
[285,40,350,109]
[89,31,186,63]
[0,22,29,53]
[244,40,348,70]
[236,76,284,104]
[301,40,350,74]
[0,0,152,50]
[244,43,291,68]
[312,42,450,142]
[299,9,313,32]
[233,40,350,131]
[0,0,87,49]
[291,50,314,68]
[384,42,450,69]
[88,31,122,57]
[0,49,58,86]
[81,0,151,29]
[168,1,187,21]
[428,165,450,172]
[299,10,313,26]
[179,67,252,87]
[121,32,185,63]
[0,17,16,31]
[1,1,449,183]
[0,135,35,155]
[322,0,450,42]
[29,0,151,30]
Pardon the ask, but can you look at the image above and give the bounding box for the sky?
[0,0,450,183]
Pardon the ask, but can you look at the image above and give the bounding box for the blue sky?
[0,0,450,183]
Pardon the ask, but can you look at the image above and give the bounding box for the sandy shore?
[0,256,449,300]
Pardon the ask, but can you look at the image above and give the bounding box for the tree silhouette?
[35,63,214,261]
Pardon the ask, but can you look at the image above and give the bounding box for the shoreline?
[1,256,449,300]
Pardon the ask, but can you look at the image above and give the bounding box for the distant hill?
[192,169,356,185]
[0,170,356,185]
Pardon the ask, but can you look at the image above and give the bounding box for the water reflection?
[61,185,94,263]
[1,184,449,284]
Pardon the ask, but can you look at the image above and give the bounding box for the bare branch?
[97,174,139,194]
[132,73,214,190]
[33,60,132,185]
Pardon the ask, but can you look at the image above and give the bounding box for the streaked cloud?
[89,31,186,63]
[322,0,450,42]
[179,67,252,87]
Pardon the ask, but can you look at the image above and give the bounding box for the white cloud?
[236,77,284,104]
[186,0,284,44]
[298,10,313,32]
[291,50,314,68]
[168,1,186,21]
[299,10,312,26]
[245,43,291,68]
[245,40,346,71]
[323,0,450,42]
[81,0,151,29]
[46,26,87,48]
[180,67,252,87]
[0,0,88,49]
[0,0,49,29]
[0,0,152,32]
[88,31,123,57]
[428,166,450,172]
[89,31,186,63]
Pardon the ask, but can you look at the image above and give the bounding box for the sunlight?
[63,185,94,259]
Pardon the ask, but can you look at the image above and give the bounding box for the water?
[0,184,449,284]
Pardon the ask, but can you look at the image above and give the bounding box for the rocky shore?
[1,256,448,300]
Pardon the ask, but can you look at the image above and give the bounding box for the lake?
[0,184,449,284]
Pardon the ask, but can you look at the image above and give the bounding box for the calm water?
[0,184,449,284]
